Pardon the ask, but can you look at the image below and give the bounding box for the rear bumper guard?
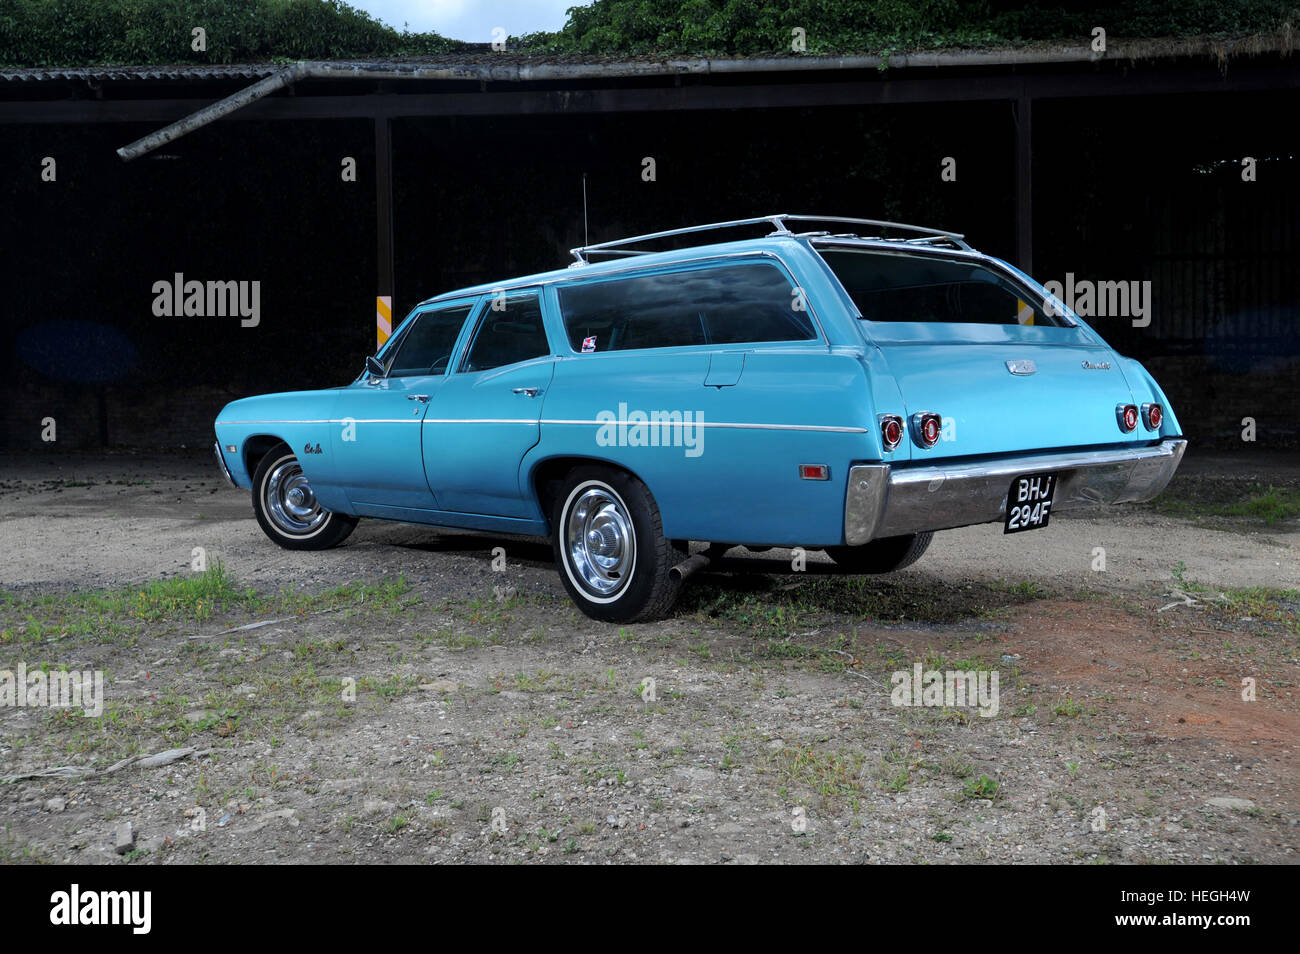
[844,439,1187,545]
[213,441,238,489]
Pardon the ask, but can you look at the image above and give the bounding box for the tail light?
[1142,403,1163,430]
[910,411,942,449]
[1116,404,1139,432]
[879,414,903,451]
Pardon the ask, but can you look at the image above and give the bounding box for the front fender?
[213,390,351,512]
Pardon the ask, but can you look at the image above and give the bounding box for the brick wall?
[1145,355,1300,450]
[1,383,239,451]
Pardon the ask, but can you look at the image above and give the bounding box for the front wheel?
[551,467,686,622]
[251,443,358,551]
[825,532,933,574]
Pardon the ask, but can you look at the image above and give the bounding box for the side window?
[461,292,549,372]
[557,261,816,353]
[387,303,473,376]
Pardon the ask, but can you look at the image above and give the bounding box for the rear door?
[819,247,1139,458]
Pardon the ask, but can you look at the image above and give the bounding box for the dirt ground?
[0,449,1296,865]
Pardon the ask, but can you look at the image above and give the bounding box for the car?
[213,214,1186,621]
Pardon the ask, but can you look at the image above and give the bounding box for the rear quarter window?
[557,260,817,352]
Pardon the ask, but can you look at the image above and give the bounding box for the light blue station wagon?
[214,215,1186,621]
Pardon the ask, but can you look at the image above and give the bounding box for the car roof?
[417,235,810,305]
[417,233,1002,308]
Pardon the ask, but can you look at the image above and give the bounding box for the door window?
[386,303,474,376]
[461,293,550,372]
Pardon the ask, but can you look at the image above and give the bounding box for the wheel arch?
[529,455,652,533]
[242,434,289,481]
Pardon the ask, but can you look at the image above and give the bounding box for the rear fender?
[1116,358,1183,439]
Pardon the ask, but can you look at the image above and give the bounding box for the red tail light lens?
[1142,403,1163,430]
[879,414,903,450]
[911,412,942,449]
[1116,404,1139,432]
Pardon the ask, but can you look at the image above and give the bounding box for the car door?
[422,289,554,518]
[333,298,477,511]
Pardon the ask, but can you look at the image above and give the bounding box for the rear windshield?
[557,260,817,352]
[819,249,1068,327]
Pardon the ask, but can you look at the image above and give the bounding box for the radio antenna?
[582,173,589,247]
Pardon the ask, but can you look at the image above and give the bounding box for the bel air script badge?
[1081,360,1112,370]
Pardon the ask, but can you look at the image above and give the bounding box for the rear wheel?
[251,443,357,550]
[551,466,686,622]
[826,532,932,573]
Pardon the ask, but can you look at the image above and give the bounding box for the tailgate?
[813,244,1146,459]
[873,328,1139,458]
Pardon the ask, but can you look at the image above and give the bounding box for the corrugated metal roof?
[2,34,1294,84]
[0,64,279,83]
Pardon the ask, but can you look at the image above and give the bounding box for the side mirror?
[365,355,386,379]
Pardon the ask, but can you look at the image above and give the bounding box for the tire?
[826,532,933,574]
[551,466,686,622]
[251,443,358,551]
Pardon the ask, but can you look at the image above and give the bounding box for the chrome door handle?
[512,387,542,397]
[407,394,430,402]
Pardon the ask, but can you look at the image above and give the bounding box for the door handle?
[407,394,430,402]
[512,387,542,398]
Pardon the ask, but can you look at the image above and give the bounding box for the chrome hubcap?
[565,486,635,598]
[265,460,327,534]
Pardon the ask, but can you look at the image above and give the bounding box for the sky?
[347,0,591,40]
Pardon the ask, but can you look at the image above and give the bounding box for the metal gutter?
[116,62,307,160]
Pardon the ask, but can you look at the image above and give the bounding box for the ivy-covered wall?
[522,0,1300,55]
[0,0,459,67]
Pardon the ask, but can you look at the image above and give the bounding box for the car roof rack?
[569,213,971,263]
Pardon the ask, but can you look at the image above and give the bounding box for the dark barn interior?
[2,48,1297,452]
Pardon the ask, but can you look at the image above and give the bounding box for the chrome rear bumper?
[844,439,1187,545]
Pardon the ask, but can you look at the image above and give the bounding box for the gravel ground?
[0,449,1297,864]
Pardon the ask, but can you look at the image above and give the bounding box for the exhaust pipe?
[669,553,711,584]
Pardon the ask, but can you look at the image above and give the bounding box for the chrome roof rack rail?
[570,214,791,264]
[569,213,969,263]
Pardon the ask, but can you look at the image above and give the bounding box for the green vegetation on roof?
[0,0,1296,68]
[0,0,459,68]
[522,0,1300,55]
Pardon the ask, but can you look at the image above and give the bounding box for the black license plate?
[1004,472,1057,533]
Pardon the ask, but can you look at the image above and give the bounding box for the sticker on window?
[581,335,597,353]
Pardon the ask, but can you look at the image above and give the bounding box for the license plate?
[1004,472,1057,533]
